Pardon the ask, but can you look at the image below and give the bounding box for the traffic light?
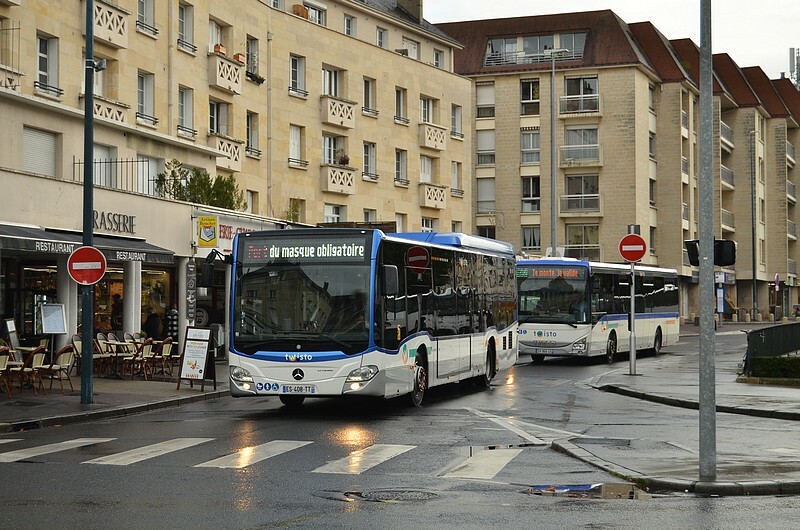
[684,239,736,267]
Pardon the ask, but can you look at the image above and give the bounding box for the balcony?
[560,194,600,214]
[788,180,796,203]
[321,95,355,129]
[208,53,242,94]
[84,0,129,49]
[721,208,735,232]
[484,49,582,67]
[720,164,734,188]
[559,94,600,115]
[789,220,797,240]
[521,198,540,213]
[720,120,734,150]
[321,164,356,194]
[788,141,796,168]
[210,133,243,172]
[682,202,690,230]
[563,245,600,261]
[559,145,601,167]
[90,95,129,124]
[419,183,447,210]
[789,259,797,275]
[419,123,447,151]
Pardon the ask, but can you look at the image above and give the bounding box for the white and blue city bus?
[516,257,679,364]
[226,228,518,406]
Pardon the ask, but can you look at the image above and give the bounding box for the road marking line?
[442,448,523,480]
[195,440,312,469]
[83,438,214,466]
[312,444,415,474]
[0,438,116,463]
[0,439,21,445]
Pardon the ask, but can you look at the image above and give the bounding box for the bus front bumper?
[229,364,386,398]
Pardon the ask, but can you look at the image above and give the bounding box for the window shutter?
[23,127,57,177]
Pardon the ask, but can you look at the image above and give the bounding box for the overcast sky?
[425,1,799,80]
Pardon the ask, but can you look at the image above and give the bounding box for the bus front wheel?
[409,359,427,407]
[605,333,617,364]
[279,395,305,408]
[530,354,545,364]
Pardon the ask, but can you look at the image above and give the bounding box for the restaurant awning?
[0,223,174,265]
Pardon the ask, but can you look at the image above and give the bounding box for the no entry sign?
[405,246,430,274]
[618,233,647,263]
[68,246,107,285]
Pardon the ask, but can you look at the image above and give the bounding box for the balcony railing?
[90,95,129,123]
[681,156,689,175]
[34,81,63,97]
[789,220,797,239]
[288,158,309,168]
[177,38,197,53]
[788,141,796,166]
[720,164,734,187]
[683,249,691,267]
[522,198,540,213]
[788,179,796,202]
[720,121,734,148]
[72,156,155,196]
[176,124,197,139]
[419,123,447,151]
[84,0,129,49]
[721,208,735,230]
[288,86,309,97]
[419,183,447,210]
[560,194,600,213]
[484,49,582,67]
[681,110,688,129]
[208,53,242,94]
[682,202,689,221]
[135,111,158,127]
[210,133,243,172]
[559,94,599,114]
[521,149,541,164]
[563,245,601,261]
[559,144,601,166]
[361,106,379,118]
[321,95,355,129]
[321,164,355,194]
[789,259,797,275]
[135,19,159,37]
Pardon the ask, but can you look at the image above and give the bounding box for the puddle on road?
[522,482,651,500]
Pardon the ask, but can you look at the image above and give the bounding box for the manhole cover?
[344,490,438,503]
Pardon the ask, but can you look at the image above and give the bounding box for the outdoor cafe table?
[102,340,134,379]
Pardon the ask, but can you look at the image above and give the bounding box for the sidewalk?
[2,323,799,496]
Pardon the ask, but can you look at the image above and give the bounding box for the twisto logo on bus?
[285,353,314,362]
[535,330,557,338]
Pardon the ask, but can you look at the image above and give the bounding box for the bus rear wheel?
[605,332,617,364]
[477,345,496,389]
[279,395,305,408]
[409,361,427,407]
[652,328,663,355]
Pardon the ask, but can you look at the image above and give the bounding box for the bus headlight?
[230,365,254,383]
[346,365,379,383]
[571,338,587,353]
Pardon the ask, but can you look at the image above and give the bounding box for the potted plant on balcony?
[213,43,226,55]
[233,52,246,64]
[246,70,266,85]
[334,149,350,166]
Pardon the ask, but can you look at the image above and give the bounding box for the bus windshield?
[517,264,590,325]
[233,233,372,355]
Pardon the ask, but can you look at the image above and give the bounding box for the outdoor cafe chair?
[0,347,12,397]
[122,338,152,379]
[39,345,76,394]
[154,338,175,381]
[8,345,47,396]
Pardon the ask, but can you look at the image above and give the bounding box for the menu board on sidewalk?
[41,304,67,335]
[177,327,216,391]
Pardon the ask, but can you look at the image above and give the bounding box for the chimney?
[396,0,423,22]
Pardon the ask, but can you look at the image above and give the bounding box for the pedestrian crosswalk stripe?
[83,438,214,466]
[441,448,523,480]
[0,440,21,445]
[312,444,416,474]
[194,440,313,469]
[0,438,116,463]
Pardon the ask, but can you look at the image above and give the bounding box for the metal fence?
[72,157,159,196]
[742,322,800,376]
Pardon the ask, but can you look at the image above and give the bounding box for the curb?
[0,389,229,433]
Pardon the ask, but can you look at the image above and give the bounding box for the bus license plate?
[281,384,316,394]
[533,348,554,354]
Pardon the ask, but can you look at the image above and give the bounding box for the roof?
[711,53,760,107]
[773,78,800,124]
[629,21,692,85]
[363,0,458,45]
[435,9,654,77]
[741,66,791,119]
[670,39,727,96]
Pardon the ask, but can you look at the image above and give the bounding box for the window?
[420,156,432,183]
[419,97,433,123]
[322,66,339,97]
[521,80,540,115]
[401,37,419,59]
[36,34,60,96]
[522,35,553,57]
[363,142,377,179]
[522,226,540,250]
[395,149,408,184]
[363,77,377,115]
[209,99,228,135]
[476,130,496,165]
[324,204,342,224]
[137,71,156,125]
[246,190,257,213]
[246,36,259,74]
[521,130,540,163]
[565,174,599,211]
[136,154,162,195]
[208,20,223,52]
[343,15,355,36]
[23,126,57,177]
[649,178,656,206]
[322,134,342,165]
[363,208,377,223]
[246,112,260,156]
[452,221,462,233]
[649,133,656,158]
[177,86,195,137]
[137,0,157,36]
[177,3,195,51]
[433,49,443,68]
[395,213,406,232]
[395,87,408,123]
[376,27,388,49]
[566,224,599,256]
[81,52,104,96]
[485,37,517,65]
[451,161,462,192]
[305,3,326,26]
[271,0,284,8]
[451,104,463,137]
[559,32,586,56]
[564,126,599,161]
[476,83,495,118]
[288,198,304,223]
[759,198,765,223]
[477,178,495,213]
[650,227,657,254]
[522,176,540,212]
[564,76,598,112]
[421,218,436,232]
[648,85,655,110]
[477,226,496,239]
[289,124,305,166]
[93,143,117,187]
[290,55,307,96]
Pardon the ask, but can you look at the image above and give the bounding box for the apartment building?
[437,10,800,321]
[0,0,472,346]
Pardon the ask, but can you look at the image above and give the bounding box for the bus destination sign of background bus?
[517,266,587,280]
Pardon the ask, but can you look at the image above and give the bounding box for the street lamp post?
[546,48,569,256]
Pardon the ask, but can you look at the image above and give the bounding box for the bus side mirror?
[383,265,399,296]
[198,261,215,288]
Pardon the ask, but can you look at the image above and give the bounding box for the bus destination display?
[243,236,371,264]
